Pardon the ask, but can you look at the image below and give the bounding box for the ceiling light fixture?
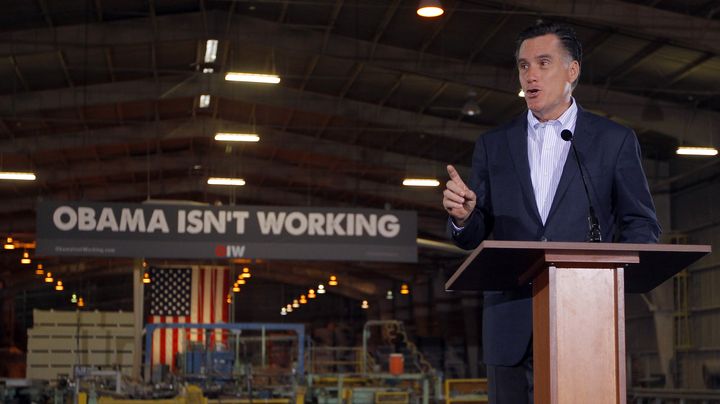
[55,281,64,291]
[361,300,369,309]
[71,294,78,304]
[4,237,14,250]
[308,289,316,299]
[281,307,287,316]
[204,39,218,63]
[676,146,718,156]
[0,172,36,181]
[328,275,338,286]
[225,72,281,84]
[386,290,394,300]
[518,89,525,98]
[143,272,151,284]
[21,250,31,265]
[461,90,481,116]
[242,267,252,278]
[403,178,440,187]
[214,133,260,142]
[292,299,300,308]
[317,284,326,294]
[300,295,307,304]
[286,304,293,313]
[36,264,44,275]
[207,177,246,186]
[78,297,85,307]
[233,283,240,292]
[400,283,410,295]
[462,99,482,117]
[45,272,54,283]
[199,94,211,108]
[416,0,444,17]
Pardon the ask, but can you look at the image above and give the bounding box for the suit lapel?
[545,107,595,224]
[506,116,543,225]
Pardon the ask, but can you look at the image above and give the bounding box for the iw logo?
[214,244,246,258]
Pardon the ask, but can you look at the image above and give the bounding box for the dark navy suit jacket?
[451,106,661,366]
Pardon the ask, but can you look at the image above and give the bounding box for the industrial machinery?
[304,320,443,404]
[145,322,305,401]
[20,320,457,403]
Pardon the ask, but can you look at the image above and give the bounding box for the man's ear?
[568,60,580,83]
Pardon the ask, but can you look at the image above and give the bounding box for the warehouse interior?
[0,0,719,402]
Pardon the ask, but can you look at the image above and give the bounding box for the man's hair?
[515,22,583,87]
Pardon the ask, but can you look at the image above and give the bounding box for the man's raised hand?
[442,165,476,227]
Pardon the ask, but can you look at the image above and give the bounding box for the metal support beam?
[496,0,720,55]
[0,73,486,142]
[600,40,667,84]
[1,11,717,146]
[0,116,466,180]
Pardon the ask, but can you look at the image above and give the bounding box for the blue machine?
[144,323,306,382]
[179,346,234,379]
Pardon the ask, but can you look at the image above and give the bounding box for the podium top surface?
[445,240,711,293]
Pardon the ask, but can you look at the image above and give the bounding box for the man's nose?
[524,65,539,82]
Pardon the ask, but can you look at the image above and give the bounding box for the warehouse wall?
[670,163,720,389]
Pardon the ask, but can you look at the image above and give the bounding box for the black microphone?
[561,129,602,242]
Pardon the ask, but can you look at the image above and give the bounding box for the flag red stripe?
[210,268,216,324]
[172,326,178,369]
[193,269,205,342]
[209,268,214,346]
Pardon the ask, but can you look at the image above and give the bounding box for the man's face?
[517,34,579,121]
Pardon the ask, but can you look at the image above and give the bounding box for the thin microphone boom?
[561,129,602,242]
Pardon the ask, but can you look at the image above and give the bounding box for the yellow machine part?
[98,385,208,404]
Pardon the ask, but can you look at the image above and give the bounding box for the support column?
[132,258,144,381]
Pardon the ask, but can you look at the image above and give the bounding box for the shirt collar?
[526,97,577,131]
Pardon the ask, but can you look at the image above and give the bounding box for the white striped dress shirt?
[527,99,578,224]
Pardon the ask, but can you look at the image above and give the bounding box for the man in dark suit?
[442,22,661,403]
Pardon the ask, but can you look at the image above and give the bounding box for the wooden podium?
[445,240,711,404]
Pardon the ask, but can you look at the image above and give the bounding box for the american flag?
[147,266,230,369]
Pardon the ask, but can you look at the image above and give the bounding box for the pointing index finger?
[446,165,468,189]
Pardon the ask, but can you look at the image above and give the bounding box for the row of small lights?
[11,236,410,311]
[280,275,336,316]
[5,236,86,307]
[226,266,253,304]
[280,275,412,315]
[140,262,255,306]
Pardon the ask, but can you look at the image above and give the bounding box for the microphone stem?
[569,141,602,242]
[570,143,593,208]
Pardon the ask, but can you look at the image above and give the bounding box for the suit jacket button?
[540,236,548,242]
